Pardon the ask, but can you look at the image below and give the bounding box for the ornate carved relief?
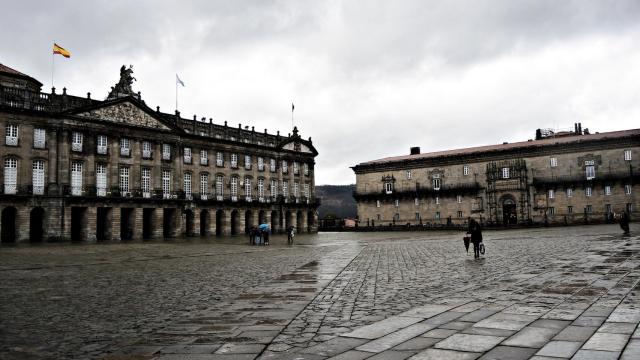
[76,101,171,130]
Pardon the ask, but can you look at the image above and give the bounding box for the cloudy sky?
[3,0,640,184]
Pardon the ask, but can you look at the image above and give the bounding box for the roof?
[0,63,43,86]
[357,128,640,166]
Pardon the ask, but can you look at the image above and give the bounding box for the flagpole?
[51,41,54,90]
[175,78,178,112]
[291,102,294,129]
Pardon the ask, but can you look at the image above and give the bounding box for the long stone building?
[352,125,639,227]
[0,64,319,243]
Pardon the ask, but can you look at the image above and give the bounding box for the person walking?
[287,226,294,245]
[619,210,630,235]
[468,219,483,259]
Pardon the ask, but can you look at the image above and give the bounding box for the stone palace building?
[352,125,639,227]
[0,63,319,243]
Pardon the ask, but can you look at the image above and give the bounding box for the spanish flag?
[53,43,71,58]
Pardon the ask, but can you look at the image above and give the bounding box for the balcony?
[72,142,82,152]
[120,147,130,157]
[32,186,45,195]
[5,136,18,146]
[200,158,208,166]
[200,194,208,200]
[142,191,151,198]
[34,140,45,149]
[231,161,238,169]
[142,150,152,159]
[97,145,108,155]
[216,195,223,201]
[162,152,171,161]
[184,156,192,164]
[71,186,83,196]
[245,164,252,170]
[216,160,224,167]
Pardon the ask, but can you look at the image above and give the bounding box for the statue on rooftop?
[107,65,139,100]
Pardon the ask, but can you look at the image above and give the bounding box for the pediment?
[282,141,314,154]
[75,100,172,130]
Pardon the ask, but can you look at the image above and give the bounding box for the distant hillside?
[316,184,357,219]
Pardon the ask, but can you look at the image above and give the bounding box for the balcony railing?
[216,159,224,167]
[184,155,191,164]
[71,186,83,196]
[34,140,45,149]
[71,142,82,152]
[162,152,171,161]
[97,145,108,155]
[353,182,482,201]
[120,147,130,156]
[142,150,152,159]
[200,158,208,165]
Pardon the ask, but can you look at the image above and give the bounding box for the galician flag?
[176,74,185,87]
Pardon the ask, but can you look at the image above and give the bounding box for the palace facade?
[352,125,639,227]
[0,64,319,243]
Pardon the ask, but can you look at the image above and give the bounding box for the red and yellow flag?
[53,43,71,58]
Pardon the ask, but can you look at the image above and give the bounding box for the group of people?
[247,225,296,246]
[464,219,484,259]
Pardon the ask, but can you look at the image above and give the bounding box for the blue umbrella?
[259,223,270,231]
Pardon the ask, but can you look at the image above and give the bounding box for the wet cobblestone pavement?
[1,224,639,360]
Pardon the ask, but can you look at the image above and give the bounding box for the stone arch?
[285,210,292,230]
[271,210,279,233]
[258,210,266,225]
[230,210,239,235]
[1,206,17,243]
[29,207,45,243]
[200,209,210,236]
[307,210,315,232]
[500,194,518,225]
[185,209,195,236]
[216,209,225,236]
[296,210,304,232]
[245,209,254,234]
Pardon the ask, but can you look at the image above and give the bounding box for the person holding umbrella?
[259,223,271,245]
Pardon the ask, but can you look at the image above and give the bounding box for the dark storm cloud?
[2,1,640,184]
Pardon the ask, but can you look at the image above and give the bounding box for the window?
[231,154,238,168]
[376,200,381,208]
[200,149,208,165]
[457,211,463,218]
[625,184,632,195]
[394,213,400,221]
[33,128,46,149]
[627,203,633,213]
[457,195,462,203]
[585,165,595,180]
[257,157,264,171]
[270,179,278,199]
[432,174,441,190]
[548,189,555,199]
[5,124,18,146]
[624,150,632,161]
[184,172,192,199]
[567,188,573,198]
[162,143,171,160]
[184,147,192,164]
[72,132,83,152]
[463,165,469,176]
[586,205,593,213]
[385,182,393,194]
[142,141,152,159]
[605,185,612,196]
[162,170,171,198]
[3,158,17,194]
[258,178,264,200]
[270,158,276,172]
[435,212,441,220]
[304,163,309,175]
[377,214,381,220]
[415,212,420,220]
[97,135,108,154]
[32,160,45,195]
[200,173,208,199]
[141,168,150,198]
[414,197,419,206]
[120,138,130,156]
[244,177,252,200]
[405,170,412,179]
[585,186,592,197]
[244,155,251,170]
[71,162,83,195]
[568,206,573,214]
[119,167,130,195]
[502,167,510,179]
[605,204,612,214]
[304,183,310,199]
[293,161,299,175]
[231,177,238,200]
[394,199,399,207]
[548,207,555,215]
[216,152,224,166]
[216,175,224,200]
[282,181,288,198]
[293,182,299,198]
[550,157,558,167]
[97,164,107,196]
[435,196,440,205]
[282,160,288,173]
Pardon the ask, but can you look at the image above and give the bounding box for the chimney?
[535,129,542,140]
[410,147,420,155]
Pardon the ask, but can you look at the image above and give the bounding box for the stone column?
[111,207,121,241]
[221,210,231,236]
[290,211,298,233]
[16,206,29,243]
[299,211,308,233]
[310,211,319,233]
[151,208,164,239]
[85,207,97,242]
[265,212,272,232]
[208,210,217,236]
[237,211,246,236]
[62,206,72,241]
[132,207,143,240]
[171,208,182,237]
[192,209,201,237]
